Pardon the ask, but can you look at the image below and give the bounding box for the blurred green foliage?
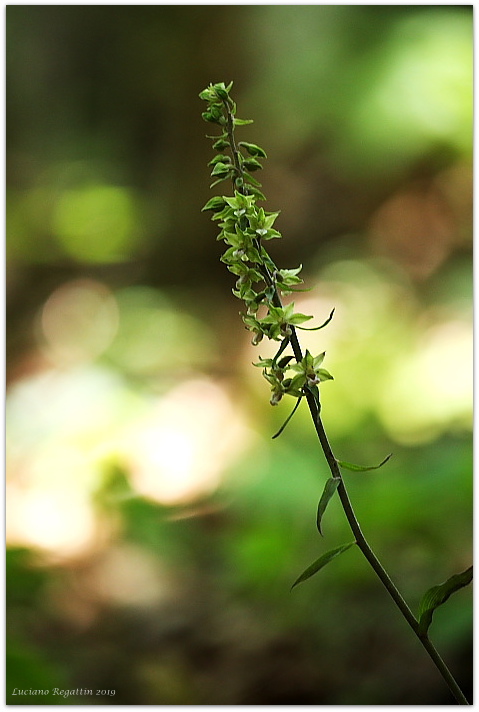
[6,5,472,705]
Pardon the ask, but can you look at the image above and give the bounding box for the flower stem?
[211,84,469,705]
[289,325,470,705]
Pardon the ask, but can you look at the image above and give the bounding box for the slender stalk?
[293,323,468,704]
[204,85,470,705]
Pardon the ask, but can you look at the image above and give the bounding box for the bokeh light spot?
[122,379,253,505]
[107,286,213,376]
[52,184,139,262]
[39,279,119,367]
[377,318,472,444]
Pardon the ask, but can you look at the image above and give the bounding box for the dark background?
[7,6,472,705]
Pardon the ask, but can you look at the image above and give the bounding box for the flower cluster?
[254,351,333,406]
[200,82,333,407]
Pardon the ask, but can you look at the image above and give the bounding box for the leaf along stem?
[213,86,469,706]
[291,325,470,706]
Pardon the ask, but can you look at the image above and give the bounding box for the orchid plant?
[200,81,471,705]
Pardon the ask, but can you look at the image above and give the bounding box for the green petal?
[288,313,314,326]
[317,368,334,382]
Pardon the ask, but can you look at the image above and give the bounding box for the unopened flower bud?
[270,392,283,406]
[214,86,229,100]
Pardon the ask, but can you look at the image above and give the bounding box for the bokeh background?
[6,5,472,705]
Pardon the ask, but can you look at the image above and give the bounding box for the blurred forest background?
[6,5,472,705]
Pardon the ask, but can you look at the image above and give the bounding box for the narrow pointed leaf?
[210,177,229,189]
[291,542,355,590]
[418,566,473,635]
[316,477,341,535]
[272,396,303,439]
[243,171,262,187]
[272,336,290,365]
[337,453,392,472]
[297,308,335,331]
[277,355,294,369]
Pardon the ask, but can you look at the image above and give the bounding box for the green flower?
[290,350,333,386]
[259,303,313,340]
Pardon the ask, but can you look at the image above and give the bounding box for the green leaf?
[337,454,392,472]
[211,161,233,177]
[201,196,228,212]
[297,308,335,331]
[239,141,267,158]
[272,396,303,439]
[291,542,356,590]
[316,477,341,536]
[210,177,230,189]
[242,157,263,172]
[418,566,473,636]
[243,171,262,187]
[202,110,225,125]
[245,186,267,201]
[277,355,294,369]
[272,336,291,365]
[212,138,230,150]
[208,154,231,166]
[234,118,254,126]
